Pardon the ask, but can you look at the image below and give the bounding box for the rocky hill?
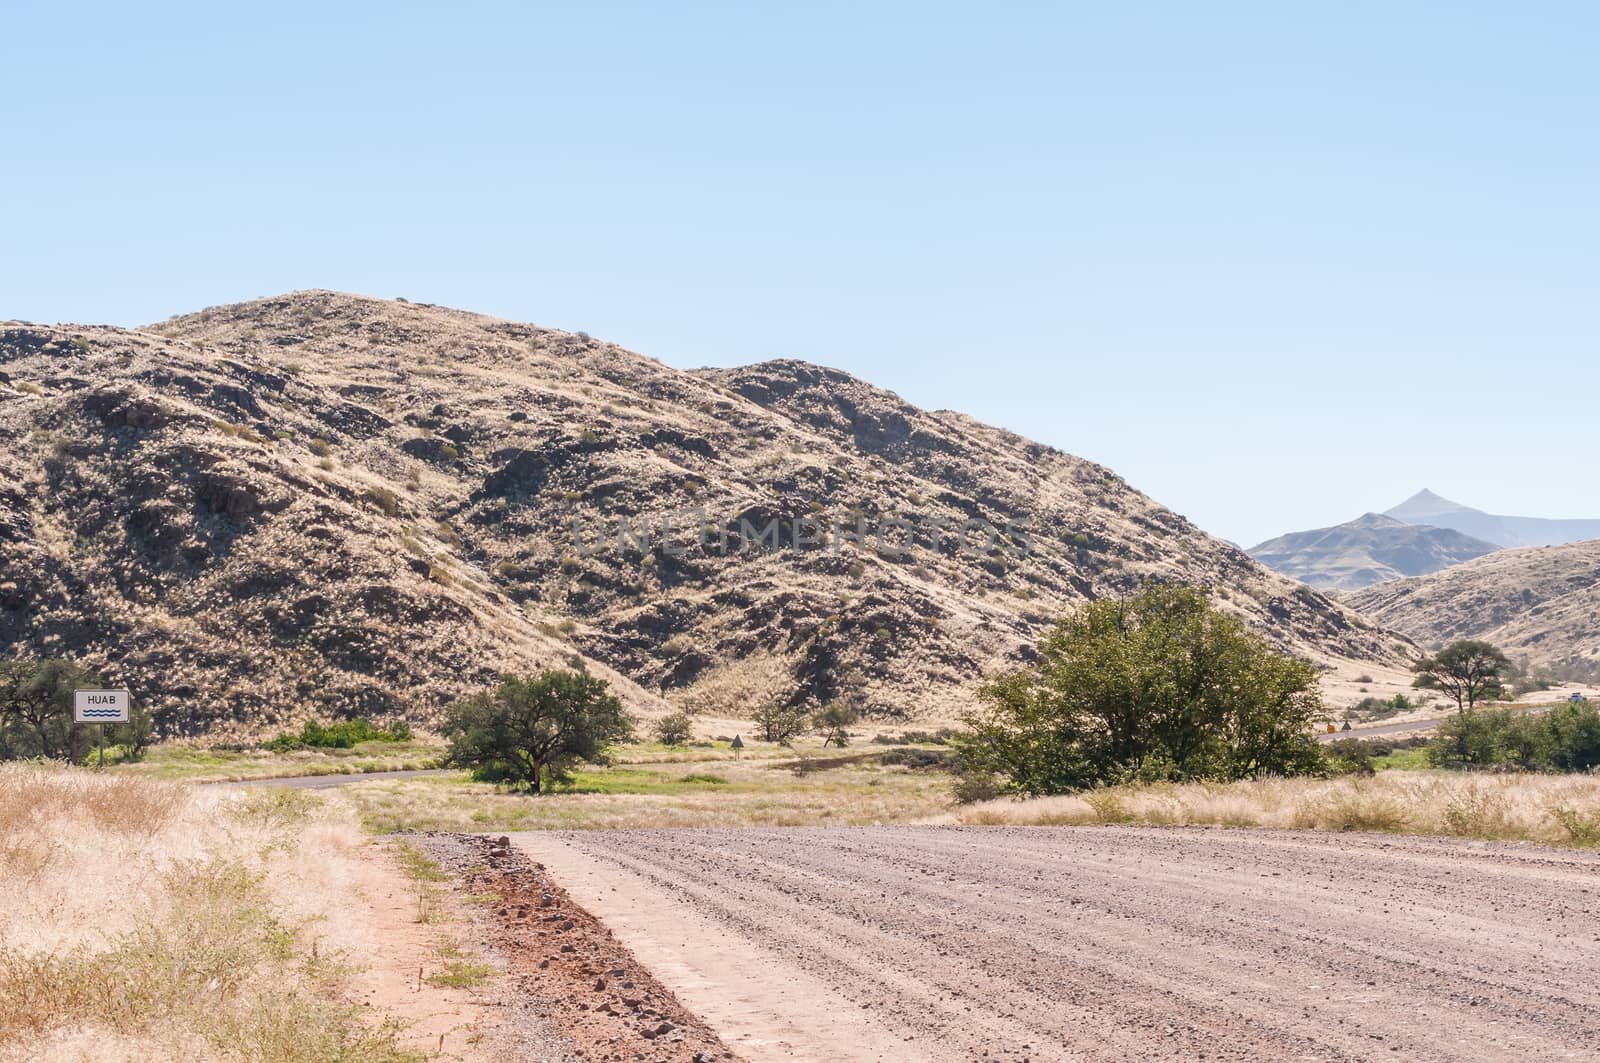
[1248,512,1500,590]
[1348,539,1600,670]
[1,292,1409,736]
[1385,489,1600,549]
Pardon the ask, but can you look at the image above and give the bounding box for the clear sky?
[4,2,1596,546]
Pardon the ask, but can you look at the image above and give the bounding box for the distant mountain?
[1349,539,1600,669]
[1248,513,1500,591]
[1385,489,1600,549]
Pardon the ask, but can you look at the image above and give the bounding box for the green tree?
[652,711,694,747]
[1412,641,1511,759]
[954,585,1326,796]
[1412,641,1511,713]
[813,703,857,748]
[442,670,633,793]
[1543,701,1600,772]
[752,702,809,744]
[0,658,101,761]
[110,704,155,762]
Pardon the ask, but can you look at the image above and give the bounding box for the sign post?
[74,690,131,769]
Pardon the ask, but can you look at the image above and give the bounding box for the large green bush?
[955,584,1325,796]
[266,717,412,752]
[1429,703,1600,771]
[442,669,633,793]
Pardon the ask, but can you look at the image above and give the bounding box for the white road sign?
[74,690,131,724]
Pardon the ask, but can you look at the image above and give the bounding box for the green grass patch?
[426,959,493,988]
[1372,746,1432,771]
[109,740,446,782]
[343,755,954,833]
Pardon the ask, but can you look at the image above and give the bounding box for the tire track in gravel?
[517,826,1600,1062]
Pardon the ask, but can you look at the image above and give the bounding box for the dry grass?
[955,770,1600,846]
[0,764,417,1062]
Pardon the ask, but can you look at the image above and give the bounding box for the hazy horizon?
[6,2,1596,547]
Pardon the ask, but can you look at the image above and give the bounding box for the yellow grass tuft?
[0,764,416,1062]
[955,770,1600,846]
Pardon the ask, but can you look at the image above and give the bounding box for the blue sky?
[4,2,1596,546]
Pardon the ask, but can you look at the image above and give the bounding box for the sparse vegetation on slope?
[2,293,1407,737]
[1349,538,1600,671]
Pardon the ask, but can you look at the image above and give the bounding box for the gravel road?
[522,826,1600,1062]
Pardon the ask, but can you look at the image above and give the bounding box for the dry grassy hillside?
[1349,539,1600,669]
[2,291,1408,735]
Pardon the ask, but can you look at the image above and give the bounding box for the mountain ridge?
[1348,539,1600,670]
[1,290,1409,735]
[1247,512,1500,590]
[1384,489,1600,549]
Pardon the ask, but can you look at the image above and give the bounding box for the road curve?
[1316,717,1449,741]
[520,826,1600,1062]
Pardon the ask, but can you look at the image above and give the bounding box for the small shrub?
[953,771,1007,804]
[653,711,694,747]
[427,958,493,988]
[266,718,413,752]
[878,748,950,770]
[1297,786,1410,833]
[753,702,810,744]
[1441,786,1515,838]
[1548,806,1600,846]
[1346,694,1414,721]
[364,486,401,516]
[215,420,266,443]
[1082,789,1133,823]
[307,438,333,457]
[658,634,695,657]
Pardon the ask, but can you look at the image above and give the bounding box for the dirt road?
[515,826,1600,1062]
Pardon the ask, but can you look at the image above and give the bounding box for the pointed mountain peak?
[1386,489,1480,521]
